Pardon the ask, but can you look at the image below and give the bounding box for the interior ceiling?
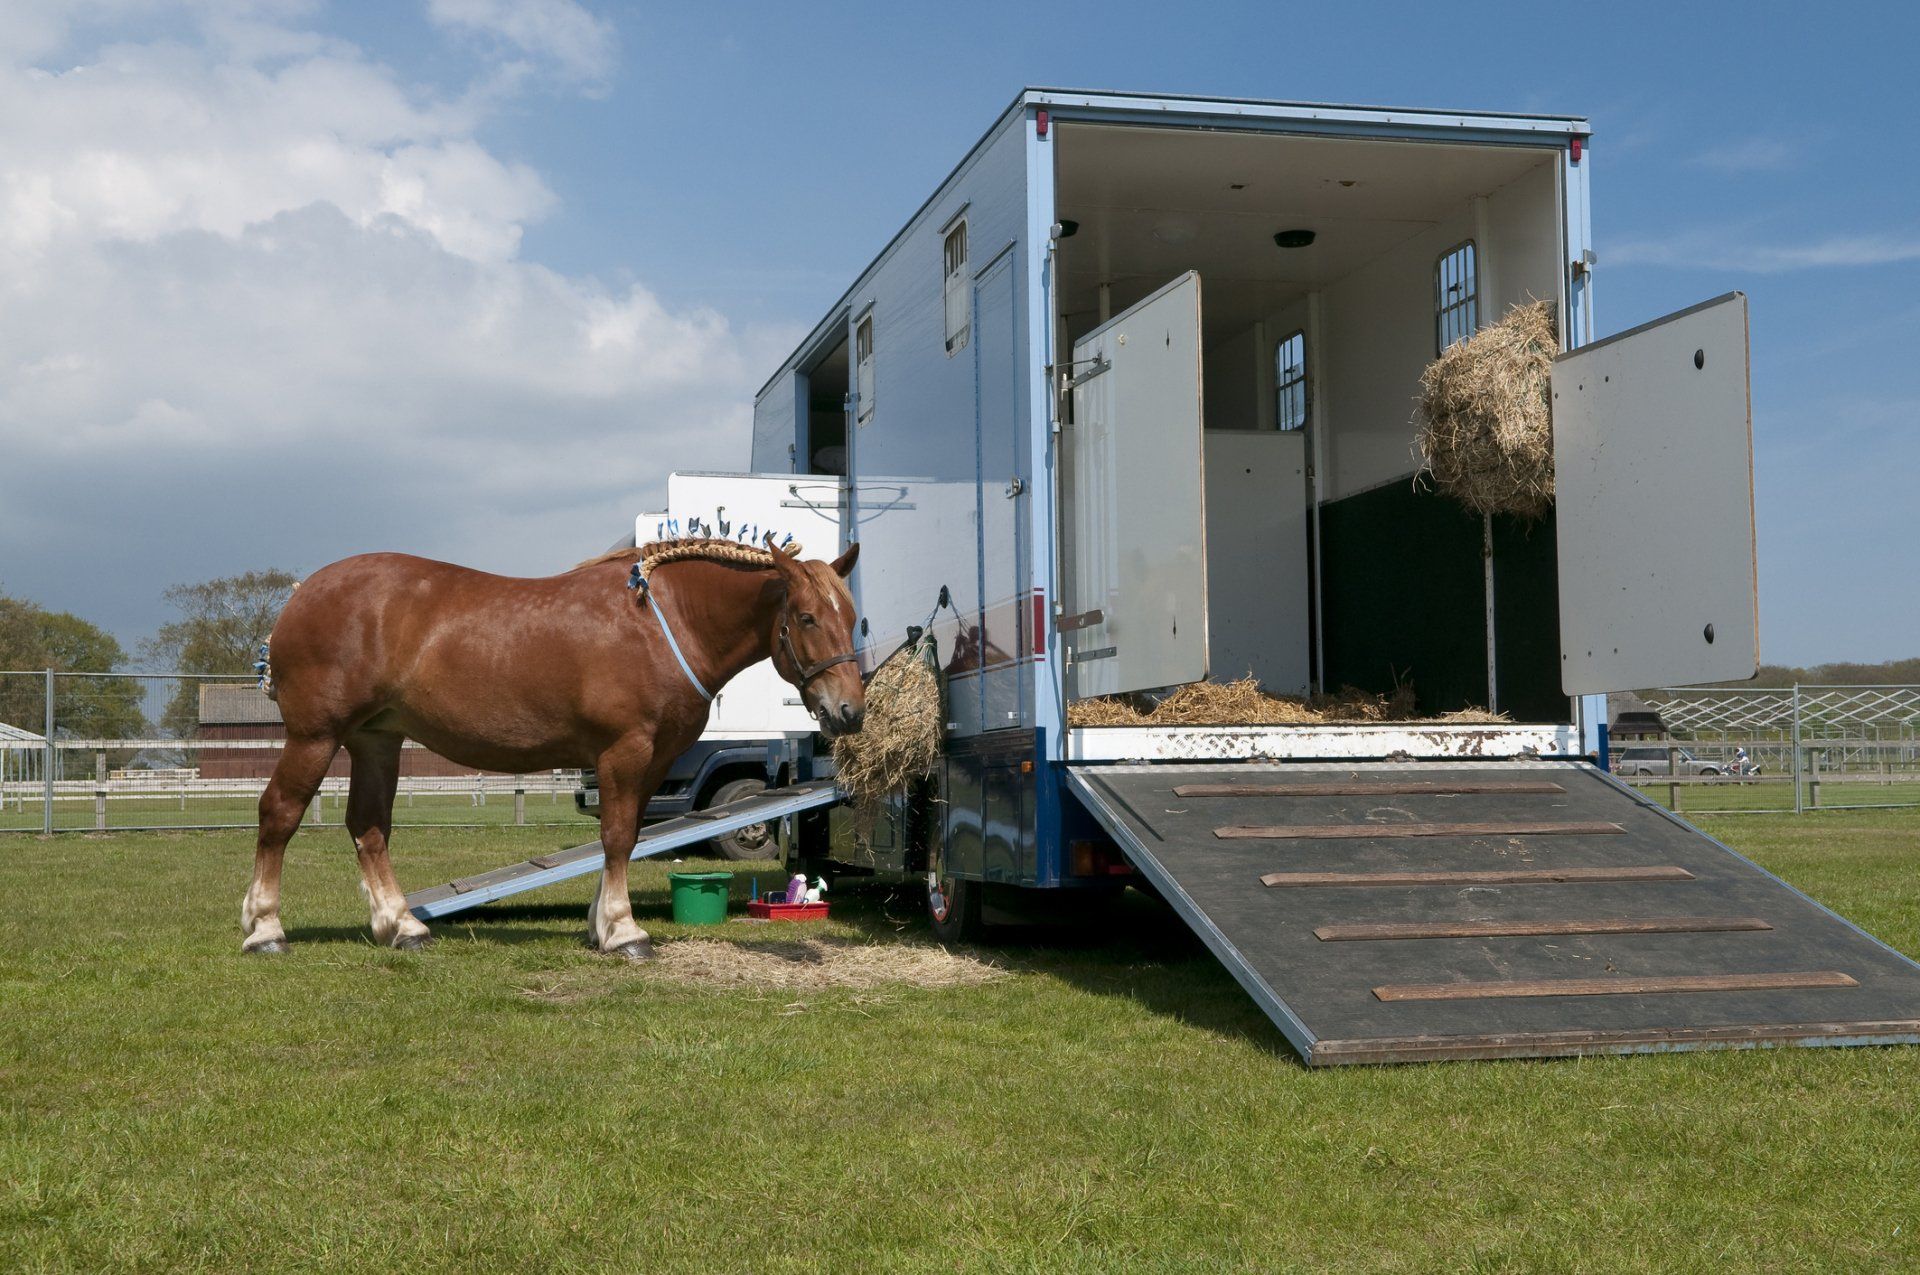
[807,337,849,404]
[1055,123,1555,337]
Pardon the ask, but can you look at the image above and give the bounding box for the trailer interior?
[1053,123,1570,720]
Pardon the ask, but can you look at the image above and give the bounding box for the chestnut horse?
[242,537,862,960]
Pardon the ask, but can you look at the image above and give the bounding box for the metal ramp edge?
[1065,762,1920,1067]
[405,779,840,920]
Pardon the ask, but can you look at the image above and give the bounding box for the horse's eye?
[800,613,817,627]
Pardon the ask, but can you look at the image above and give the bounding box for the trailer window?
[943,221,970,355]
[855,313,875,425]
[1275,329,1307,431]
[1435,241,1477,353]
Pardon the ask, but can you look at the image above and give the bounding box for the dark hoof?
[610,939,655,964]
[394,932,432,952]
[243,939,288,955]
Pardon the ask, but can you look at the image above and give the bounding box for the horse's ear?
[764,533,802,587]
[829,542,859,579]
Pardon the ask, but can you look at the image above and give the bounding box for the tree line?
[0,571,296,742]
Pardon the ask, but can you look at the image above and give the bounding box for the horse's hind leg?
[344,730,428,950]
[243,734,340,953]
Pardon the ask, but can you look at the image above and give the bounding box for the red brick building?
[197,684,484,779]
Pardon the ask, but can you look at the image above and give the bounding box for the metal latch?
[1059,356,1112,393]
[1005,477,1024,498]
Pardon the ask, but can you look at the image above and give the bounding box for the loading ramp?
[1067,762,1920,1065]
[405,779,840,921]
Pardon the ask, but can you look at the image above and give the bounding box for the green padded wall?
[1318,481,1565,721]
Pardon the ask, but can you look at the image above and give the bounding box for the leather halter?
[779,621,857,692]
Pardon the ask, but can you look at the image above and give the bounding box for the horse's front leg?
[587,739,658,962]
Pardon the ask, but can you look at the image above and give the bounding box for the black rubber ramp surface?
[1067,762,1920,1065]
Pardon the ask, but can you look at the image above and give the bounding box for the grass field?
[5,810,1920,1271]
[1627,777,1920,816]
[0,790,594,834]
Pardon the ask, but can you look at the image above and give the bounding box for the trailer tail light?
[1570,137,1582,163]
[1070,839,1134,877]
[1031,590,1047,657]
[1036,109,1049,138]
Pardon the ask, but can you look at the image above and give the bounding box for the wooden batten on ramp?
[1065,762,1920,1066]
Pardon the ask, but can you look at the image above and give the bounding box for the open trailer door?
[1553,293,1759,694]
[1061,271,1207,699]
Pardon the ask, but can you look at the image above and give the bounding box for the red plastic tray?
[747,899,830,922]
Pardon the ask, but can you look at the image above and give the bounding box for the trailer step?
[404,779,840,920]
[1066,761,1920,1066]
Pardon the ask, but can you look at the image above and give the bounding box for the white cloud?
[1691,136,1800,174]
[0,4,793,644]
[1607,230,1920,273]
[427,0,617,84]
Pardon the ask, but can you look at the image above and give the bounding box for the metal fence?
[1624,685,1920,815]
[0,670,592,833]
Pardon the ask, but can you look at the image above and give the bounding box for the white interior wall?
[1484,162,1565,327]
[1320,211,1472,500]
[1203,326,1260,430]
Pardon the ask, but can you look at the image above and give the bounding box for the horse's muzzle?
[818,698,864,737]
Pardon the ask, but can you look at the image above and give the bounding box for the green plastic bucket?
[668,871,733,925]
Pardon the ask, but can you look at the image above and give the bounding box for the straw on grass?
[1415,299,1558,519]
[647,937,1004,992]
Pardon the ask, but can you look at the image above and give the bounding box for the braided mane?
[572,537,804,580]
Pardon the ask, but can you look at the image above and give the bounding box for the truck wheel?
[927,872,983,943]
[705,777,775,860]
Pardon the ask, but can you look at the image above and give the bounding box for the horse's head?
[768,539,864,738]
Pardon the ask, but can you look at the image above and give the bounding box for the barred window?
[943,221,970,355]
[1275,329,1307,431]
[1435,240,1477,353]
[855,313,875,425]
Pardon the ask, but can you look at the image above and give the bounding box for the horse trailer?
[414,88,1920,1063]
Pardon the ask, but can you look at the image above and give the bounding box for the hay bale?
[831,641,943,804]
[1415,300,1558,519]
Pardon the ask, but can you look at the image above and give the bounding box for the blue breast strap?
[644,578,713,702]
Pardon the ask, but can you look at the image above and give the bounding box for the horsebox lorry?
[413,89,1920,1066]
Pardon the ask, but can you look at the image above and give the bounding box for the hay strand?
[1415,300,1558,519]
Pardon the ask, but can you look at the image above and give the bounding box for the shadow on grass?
[831,882,1301,1063]
[285,921,586,948]
[305,875,1299,1060]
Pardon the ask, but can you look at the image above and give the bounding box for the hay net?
[1414,299,1558,520]
[831,635,944,806]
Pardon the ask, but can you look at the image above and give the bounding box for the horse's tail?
[254,579,301,701]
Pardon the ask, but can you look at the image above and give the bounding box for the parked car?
[575,738,779,859]
[1614,745,1723,777]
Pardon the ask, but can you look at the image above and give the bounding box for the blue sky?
[3,0,1915,667]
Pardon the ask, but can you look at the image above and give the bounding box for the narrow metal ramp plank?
[1067,761,1920,1066]
[404,780,840,920]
